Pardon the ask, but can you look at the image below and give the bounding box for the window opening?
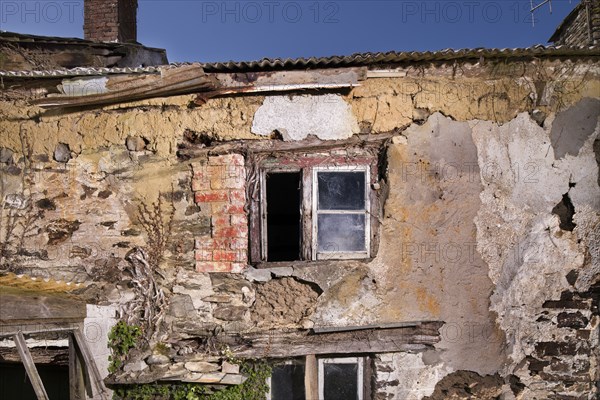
[319,357,364,400]
[313,167,370,259]
[267,360,306,400]
[265,171,302,261]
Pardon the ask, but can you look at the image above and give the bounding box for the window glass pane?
[318,171,366,211]
[324,363,359,400]
[318,214,366,252]
[271,364,305,400]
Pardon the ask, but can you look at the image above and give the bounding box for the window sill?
[253,258,373,270]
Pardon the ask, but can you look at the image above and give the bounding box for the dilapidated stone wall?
[1,57,599,399]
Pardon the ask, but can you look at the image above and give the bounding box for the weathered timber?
[217,322,443,358]
[179,133,395,159]
[14,331,50,400]
[214,67,366,89]
[29,66,365,110]
[305,354,319,400]
[72,328,109,400]
[0,286,86,325]
[194,67,366,102]
[69,334,86,400]
[32,65,218,109]
[0,323,81,338]
[0,345,69,365]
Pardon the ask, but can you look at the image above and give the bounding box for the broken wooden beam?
[217,321,443,359]
[69,333,86,400]
[29,66,366,110]
[178,133,396,160]
[31,65,218,109]
[72,328,110,400]
[0,286,86,326]
[14,331,50,400]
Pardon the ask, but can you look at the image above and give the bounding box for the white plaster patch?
[251,94,359,141]
[84,304,118,398]
[375,353,450,400]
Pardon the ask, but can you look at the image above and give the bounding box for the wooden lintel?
[178,133,395,160]
[0,322,81,338]
[218,322,443,359]
[13,331,50,400]
[0,287,86,324]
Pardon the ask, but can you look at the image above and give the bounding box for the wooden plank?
[69,333,86,400]
[178,133,394,160]
[13,332,49,400]
[0,287,86,324]
[0,345,68,365]
[32,65,218,109]
[312,321,422,333]
[218,322,443,358]
[73,328,109,400]
[214,67,367,90]
[0,323,79,338]
[301,168,313,261]
[305,354,319,400]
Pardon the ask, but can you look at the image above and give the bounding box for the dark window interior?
[0,362,69,400]
[271,363,305,400]
[323,362,359,400]
[266,172,301,261]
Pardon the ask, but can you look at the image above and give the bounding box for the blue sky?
[0,1,581,63]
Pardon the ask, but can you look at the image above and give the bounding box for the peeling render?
[1,54,599,399]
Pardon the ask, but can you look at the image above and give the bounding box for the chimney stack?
[84,0,138,43]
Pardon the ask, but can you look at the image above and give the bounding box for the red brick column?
[192,154,248,273]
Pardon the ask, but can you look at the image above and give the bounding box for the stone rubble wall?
[0,58,598,399]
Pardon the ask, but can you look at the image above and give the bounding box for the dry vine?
[120,193,175,343]
[122,247,168,343]
[137,193,175,269]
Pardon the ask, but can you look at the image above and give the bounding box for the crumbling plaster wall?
[0,58,599,398]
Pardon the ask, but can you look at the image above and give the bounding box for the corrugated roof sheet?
[200,45,600,72]
[0,45,598,78]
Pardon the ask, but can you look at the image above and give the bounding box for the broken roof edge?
[548,1,586,43]
[1,45,598,79]
[199,45,600,73]
[0,30,167,53]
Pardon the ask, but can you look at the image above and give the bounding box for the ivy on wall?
[112,361,272,400]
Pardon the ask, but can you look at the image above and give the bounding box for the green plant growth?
[108,321,142,373]
[112,360,272,400]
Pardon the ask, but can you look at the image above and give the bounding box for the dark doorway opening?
[266,172,301,261]
[0,362,69,400]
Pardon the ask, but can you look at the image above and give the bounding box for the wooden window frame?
[318,357,365,400]
[267,356,367,400]
[257,163,373,263]
[312,165,370,260]
[266,359,306,400]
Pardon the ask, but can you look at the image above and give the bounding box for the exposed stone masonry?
[525,283,600,399]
